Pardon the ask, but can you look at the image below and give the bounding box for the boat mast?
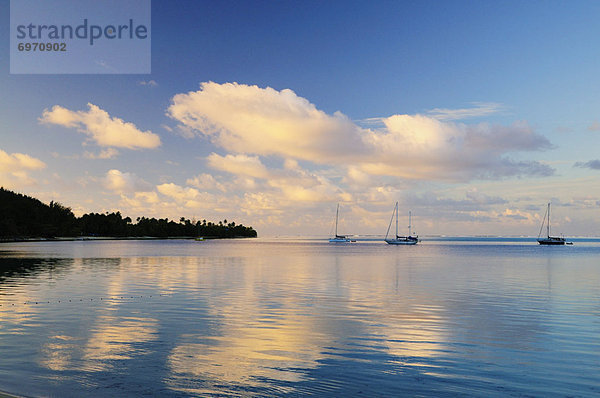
[547,202,550,238]
[335,203,339,236]
[395,202,399,237]
[408,211,412,236]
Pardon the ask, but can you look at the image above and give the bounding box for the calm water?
[0,239,598,397]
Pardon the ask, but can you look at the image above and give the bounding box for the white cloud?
[427,102,506,120]
[104,169,152,194]
[40,103,161,150]
[156,182,221,210]
[501,208,537,222]
[0,149,46,172]
[156,183,200,201]
[167,82,366,162]
[118,191,161,210]
[186,173,226,192]
[362,115,553,180]
[83,148,119,159]
[207,153,270,179]
[167,82,554,182]
[205,153,346,203]
[0,149,46,188]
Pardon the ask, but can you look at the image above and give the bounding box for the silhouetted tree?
[0,188,257,239]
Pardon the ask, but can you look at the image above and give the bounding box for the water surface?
[0,239,599,396]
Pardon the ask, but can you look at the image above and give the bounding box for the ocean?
[0,238,598,397]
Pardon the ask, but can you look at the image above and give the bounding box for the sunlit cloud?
[40,103,161,150]
[155,182,222,210]
[156,183,201,201]
[119,191,161,210]
[83,148,120,159]
[0,149,46,188]
[206,154,347,203]
[501,208,537,222]
[27,83,575,236]
[0,149,46,172]
[104,169,152,194]
[186,173,226,192]
[167,82,365,163]
[207,153,270,179]
[363,115,554,180]
[167,82,554,182]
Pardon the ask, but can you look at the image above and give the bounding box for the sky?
[1,0,600,237]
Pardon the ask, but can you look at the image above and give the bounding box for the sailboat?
[385,202,418,245]
[329,203,354,243]
[537,202,566,245]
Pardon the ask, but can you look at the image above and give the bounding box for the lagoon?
[0,239,599,397]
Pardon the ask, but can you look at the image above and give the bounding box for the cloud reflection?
[81,316,158,371]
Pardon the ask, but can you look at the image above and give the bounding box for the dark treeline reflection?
[0,257,73,283]
[0,188,257,239]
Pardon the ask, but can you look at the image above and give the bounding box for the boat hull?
[537,237,565,245]
[385,238,418,245]
[329,236,356,243]
[329,238,351,243]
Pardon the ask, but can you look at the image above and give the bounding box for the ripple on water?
[0,240,599,397]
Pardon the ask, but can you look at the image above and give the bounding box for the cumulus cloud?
[362,115,554,180]
[501,208,536,222]
[0,149,46,188]
[40,103,161,150]
[167,82,365,162]
[104,169,152,194]
[186,173,226,192]
[83,148,119,159]
[167,82,554,182]
[207,153,270,179]
[118,191,161,211]
[205,153,346,203]
[156,182,221,210]
[156,183,200,201]
[574,159,600,170]
[0,150,46,172]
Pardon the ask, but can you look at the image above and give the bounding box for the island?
[0,187,257,240]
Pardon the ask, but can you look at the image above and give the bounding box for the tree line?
[0,187,257,239]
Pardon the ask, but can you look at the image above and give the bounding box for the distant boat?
[385,202,418,245]
[329,203,354,243]
[537,202,566,245]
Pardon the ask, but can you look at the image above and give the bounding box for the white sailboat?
[537,202,566,245]
[329,203,354,243]
[385,202,418,245]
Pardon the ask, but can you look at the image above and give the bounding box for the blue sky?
[1,0,600,236]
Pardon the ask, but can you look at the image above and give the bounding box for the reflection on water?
[0,240,599,397]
